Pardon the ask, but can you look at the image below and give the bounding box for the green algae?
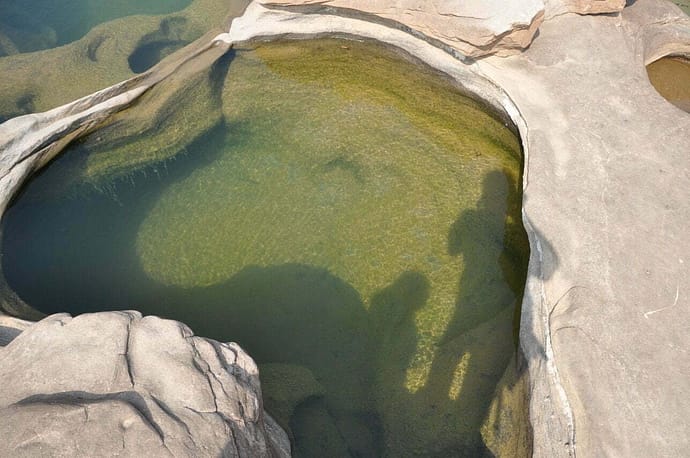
[673,0,690,15]
[2,39,530,456]
[0,0,250,122]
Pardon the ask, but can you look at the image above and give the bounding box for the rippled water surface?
[2,39,530,457]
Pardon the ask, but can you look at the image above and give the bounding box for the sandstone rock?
[258,0,545,57]
[545,0,626,16]
[0,311,290,457]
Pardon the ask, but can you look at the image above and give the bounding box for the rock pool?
[647,55,690,113]
[1,39,530,457]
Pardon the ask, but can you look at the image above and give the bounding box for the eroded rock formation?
[258,0,545,57]
[0,311,290,457]
[545,0,626,16]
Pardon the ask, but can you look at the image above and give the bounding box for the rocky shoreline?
[0,0,689,456]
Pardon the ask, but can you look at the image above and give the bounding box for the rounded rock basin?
[646,54,690,113]
[2,39,530,456]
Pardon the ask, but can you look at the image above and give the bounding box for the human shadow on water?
[368,170,530,457]
[158,263,383,458]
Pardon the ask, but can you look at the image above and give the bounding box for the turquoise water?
[0,0,191,55]
[2,40,530,456]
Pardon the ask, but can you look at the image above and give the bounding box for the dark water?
[2,40,530,456]
[0,0,191,55]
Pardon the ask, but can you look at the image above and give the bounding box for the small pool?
[647,55,690,113]
[2,39,530,456]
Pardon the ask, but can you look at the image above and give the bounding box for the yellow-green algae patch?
[3,39,530,456]
[646,55,690,113]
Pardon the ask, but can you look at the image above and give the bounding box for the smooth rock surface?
[475,1,690,456]
[258,0,545,57]
[0,311,290,457]
[545,0,626,16]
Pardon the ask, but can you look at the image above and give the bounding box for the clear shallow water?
[673,0,690,15]
[0,0,248,123]
[647,55,690,113]
[0,0,191,55]
[2,39,530,456]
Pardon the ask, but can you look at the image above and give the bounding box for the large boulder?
[0,311,290,457]
[258,0,545,57]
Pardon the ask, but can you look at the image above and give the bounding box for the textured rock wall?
[258,0,545,57]
[258,0,632,58]
[0,312,290,457]
[545,0,626,16]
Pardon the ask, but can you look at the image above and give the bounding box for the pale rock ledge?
[258,0,546,57]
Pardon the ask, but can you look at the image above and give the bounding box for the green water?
[0,0,246,123]
[673,0,690,15]
[2,39,530,457]
[0,0,191,55]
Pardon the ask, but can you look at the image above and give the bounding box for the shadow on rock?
[164,263,382,458]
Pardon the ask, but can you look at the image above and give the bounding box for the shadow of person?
[369,271,430,369]
[163,263,381,457]
[371,170,530,457]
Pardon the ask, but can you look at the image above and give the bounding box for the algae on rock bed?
[3,39,530,456]
[0,0,251,122]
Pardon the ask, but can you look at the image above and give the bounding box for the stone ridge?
[259,0,546,57]
[545,0,627,17]
[0,311,290,457]
[257,0,630,57]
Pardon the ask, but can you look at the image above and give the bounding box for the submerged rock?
[0,311,290,457]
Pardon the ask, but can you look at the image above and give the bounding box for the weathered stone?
[0,314,30,346]
[0,311,290,457]
[545,0,626,16]
[475,2,690,456]
[258,0,545,57]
